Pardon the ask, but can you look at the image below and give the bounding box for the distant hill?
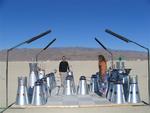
[0,47,147,61]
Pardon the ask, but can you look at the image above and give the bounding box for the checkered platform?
[13,93,144,108]
[46,94,110,106]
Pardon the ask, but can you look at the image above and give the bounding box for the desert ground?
[0,60,150,113]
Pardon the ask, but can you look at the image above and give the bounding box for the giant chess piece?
[106,81,114,101]
[127,75,141,103]
[111,81,125,104]
[28,63,38,103]
[90,74,99,93]
[122,74,129,101]
[68,71,76,94]
[50,73,56,89]
[46,73,53,89]
[16,76,29,105]
[41,77,49,102]
[46,74,52,94]
[122,68,131,101]
[28,63,38,87]
[31,81,46,105]
[46,72,57,96]
[63,75,74,95]
[77,76,89,95]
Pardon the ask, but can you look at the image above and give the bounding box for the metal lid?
[114,80,123,84]
[35,80,42,86]
[66,75,72,80]
[80,76,86,80]
[46,72,54,77]
[124,68,131,75]
[91,74,97,78]
[46,73,50,77]
[42,77,47,80]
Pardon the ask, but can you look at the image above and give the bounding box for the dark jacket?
[59,61,69,72]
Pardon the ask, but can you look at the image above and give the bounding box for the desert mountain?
[0,47,147,61]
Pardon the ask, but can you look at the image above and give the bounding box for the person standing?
[97,55,108,96]
[59,56,70,87]
[98,55,107,81]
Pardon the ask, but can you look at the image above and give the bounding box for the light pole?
[35,38,56,62]
[5,29,51,107]
[105,29,150,105]
[95,37,114,69]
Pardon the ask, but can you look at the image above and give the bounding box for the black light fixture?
[8,30,51,51]
[35,38,56,62]
[95,37,114,69]
[105,29,150,105]
[5,29,51,107]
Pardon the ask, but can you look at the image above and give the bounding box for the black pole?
[1,102,15,113]
[8,42,26,52]
[147,48,150,105]
[95,37,114,69]
[131,42,150,105]
[35,50,44,62]
[35,38,56,62]
[105,29,150,105]
[6,50,9,107]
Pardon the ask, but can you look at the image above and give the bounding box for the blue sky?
[0,0,150,51]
